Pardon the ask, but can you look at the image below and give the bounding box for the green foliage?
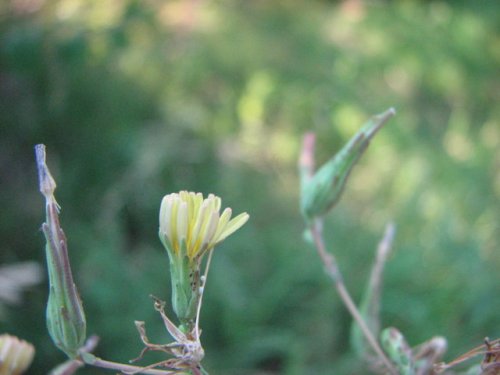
[1,1,499,374]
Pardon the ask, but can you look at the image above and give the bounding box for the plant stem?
[310,219,398,375]
[81,354,178,374]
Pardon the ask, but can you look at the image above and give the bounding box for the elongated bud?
[380,327,415,375]
[35,145,86,358]
[300,108,396,220]
[0,334,35,375]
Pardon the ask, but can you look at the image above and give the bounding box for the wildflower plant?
[298,108,499,375]
[131,193,249,373]
[298,108,453,375]
[34,145,248,374]
[31,105,497,374]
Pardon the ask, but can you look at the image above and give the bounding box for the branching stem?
[309,219,398,375]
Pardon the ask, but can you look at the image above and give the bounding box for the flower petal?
[159,195,174,239]
[177,200,188,245]
[160,192,248,261]
[214,212,249,245]
[212,208,232,245]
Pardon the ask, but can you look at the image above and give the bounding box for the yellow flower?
[159,191,249,261]
[0,334,35,375]
[159,191,249,327]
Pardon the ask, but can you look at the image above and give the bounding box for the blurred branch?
[351,223,395,363]
[434,338,500,374]
[309,220,398,375]
[301,127,398,375]
[365,222,396,335]
[301,113,456,374]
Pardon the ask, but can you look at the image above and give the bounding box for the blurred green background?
[1,0,499,374]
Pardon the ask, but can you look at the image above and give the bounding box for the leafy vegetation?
[1,0,498,373]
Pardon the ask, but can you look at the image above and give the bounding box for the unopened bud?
[300,108,396,220]
[380,327,415,375]
[35,145,86,358]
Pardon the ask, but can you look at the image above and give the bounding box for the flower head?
[159,191,249,261]
[159,191,249,328]
[0,334,35,375]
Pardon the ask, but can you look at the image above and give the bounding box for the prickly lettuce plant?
[29,107,498,375]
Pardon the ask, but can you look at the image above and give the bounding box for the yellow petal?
[189,200,210,257]
[198,210,219,256]
[159,195,174,239]
[212,208,232,244]
[215,212,249,245]
[170,197,180,250]
[177,200,188,245]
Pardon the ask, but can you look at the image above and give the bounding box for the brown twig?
[434,338,500,373]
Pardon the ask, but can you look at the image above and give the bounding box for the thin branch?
[309,219,398,375]
[364,222,396,335]
[81,354,179,375]
[49,336,99,375]
[195,249,214,340]
[371,223,395,288]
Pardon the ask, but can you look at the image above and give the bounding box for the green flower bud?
[0,334,35,375]
[380,327,415,375]
[159,191,249,329]
[35,145,86,358]
[300,108,396,220]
